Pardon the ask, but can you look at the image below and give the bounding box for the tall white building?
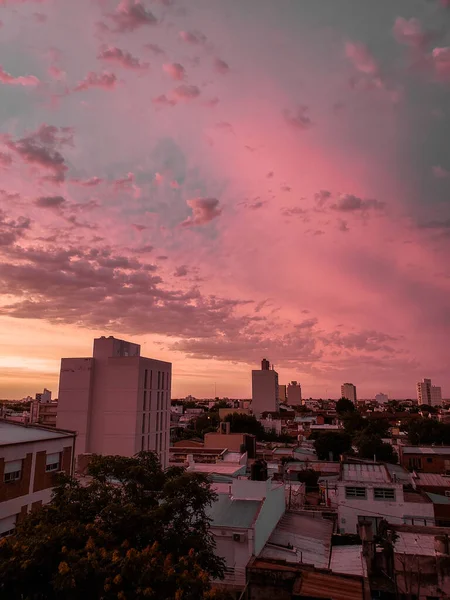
[57,336,171,468]
[375,393,389,405]
[251,359,279,417]
[417,378,442,407]
[278,385,287,403]
[287,381,302,405]
[341,383,357,404]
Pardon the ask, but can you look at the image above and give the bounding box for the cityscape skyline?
[0,0,450,400]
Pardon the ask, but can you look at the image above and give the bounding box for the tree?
[342,411,366,436]
[224,413,265,439]
[407,418,450,445]
[354,433,398,464]
[295,469,319,487]
[314,432,353,460]
[0,452,224,599]
[336,398,356,415]
[364,416,390,438]
[209,400,229,411]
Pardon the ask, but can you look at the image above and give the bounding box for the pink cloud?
[393,17,430,48]
[431,47,450,78]
[98,46,149,70]
[0,66,39,87]
[283,106,312,130]
[74,72,117,92]
[162,62,186,80]
[214,58,230,74]
[182,197,222,226]
[0,152,12,166]
[152,94,176,107]
[144,43,164,55]
[345,42,379,75]
[108,0,157,32]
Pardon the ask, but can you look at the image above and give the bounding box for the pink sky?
[0,0,450,400]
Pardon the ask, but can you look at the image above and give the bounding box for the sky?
[0,0,449,401]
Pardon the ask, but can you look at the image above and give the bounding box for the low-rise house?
[413,472,450,496]
[399,445,450,474]
[0,420,76,538]
[329,462,435,534]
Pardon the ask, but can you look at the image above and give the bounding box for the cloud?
[173,84,200,100]
[322,329,398,353]
[179,30,207,45]
[214,58,230,74]
[74,72,117,92]
[433,165,450,178]
[314,190,332,207]
[393,17,431,48]
[35,195,66,208]
[283,106,312,130]
[144,43,164,55]
[0,152,12,166]
[5,125,71,183]
[162,62,186,80]
[280,206,308,218]
[98,46,149,70]
[174,265,188,277]
[431,47,450,78]
[182,197,222,226]
[331,194,385,212]
[0,65,39,87]
[345,42,379,75]
[0,210,30,247]
[108,0,157,32]
[152,94,176,107]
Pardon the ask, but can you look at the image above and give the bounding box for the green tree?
[224,413,265,439]
[407,418,450,445]
[0,452,224,599]
[336,398,356,415]
[354,433,398,464]
[314,431,353,460]
[364,416,390,438]
[209,400,229,411]
[342,411,366,436]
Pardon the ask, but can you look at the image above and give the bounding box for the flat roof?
[341,463,390,483]
[186,462,246,476]
[0,420,74,446]
[394,531,436,556]
[259,512,333,569]
[208,494,262,528]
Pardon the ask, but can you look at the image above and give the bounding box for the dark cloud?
[35,195,66,208]
[179,30,207,45]
[214,58,230,74]
[174,265,188,277]
[0,209,31,247]
[173,84,201,100]
[331,194,385,212]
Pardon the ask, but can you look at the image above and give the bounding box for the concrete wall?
[204,433,245,452]
[252,370,279,416]
[253,483,285,555]
[57,357,94,454]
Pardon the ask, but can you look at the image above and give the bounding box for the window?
[157,371,161,390]
[0,515,16,539]
[345,486,366,499]
[426,457,433,464]
[374,488,395,501]
[4,460,22,483]
[143,391,147,412]
[149,370,153,390]
[142,414,146,435]
[45,452,61,472]
[144,369,148,389]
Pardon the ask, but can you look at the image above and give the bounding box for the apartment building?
[329,462,435,534]
[0,420,76,538]
[57,336,171,468]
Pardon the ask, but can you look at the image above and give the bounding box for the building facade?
[417,378,442,407]
[251,359,279,417]
[287,381,302,406]
[341,383,357,404]
[278,385,287,403]
[0,421,75,538]
[56,336,171,468]
[375,393,388,405]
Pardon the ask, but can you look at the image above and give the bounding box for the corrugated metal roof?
[186,463,246,476]
[386,463,412,484]
[425,492,450,505]
[294,570,364,600]
[0,421,73,445]
[342,463,390,482]
[208,494,262,528]
[415,473,450,487]
[259,512,332,569]
[402,446,450,455]
[329,545,366,577]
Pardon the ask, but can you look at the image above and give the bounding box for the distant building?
[0,421,75,539]
[287,381,302,405]
[375,393,388,405]
[341,383,357,404]
[35,389,52,403]
[251,359,279,417]
[278,384,287,402]
[56,336,171,468]
[417,378,442,407]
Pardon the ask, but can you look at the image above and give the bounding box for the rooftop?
[0,420,74,446]
[414,473,450,488]
[394,531,436,556]
[341,462,390,483]
[401,446,450,455]
[207,494,262,529]
[329,545,367,578]
[425,492,450,505]
[259,512,333,569]
[186,462,246,476]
